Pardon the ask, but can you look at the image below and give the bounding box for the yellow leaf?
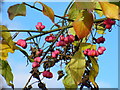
[0,41,14,60]
[99,2,120,20]
[73,10,93,39]
[0,25,15,49]
[34,1,54,22]
[89,56,99,88]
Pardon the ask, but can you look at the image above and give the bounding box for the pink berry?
[41,25,45,29]
[52,52,57,58]
[60,35,65,41]
[54,50,60,55]
[64,37,69,44]
[37,22,42,26]
[32,62,40,68]
[83,50,88,55]
[97,48,104,55]
[42,71,53,78]
[99,47,106,51]
[45,36,56,42]
[68,35,75,43]
[34,57,42,63]
[35,25,40,30]
[95,51,99,56]
[56,41,66,46]
[16,39,27,49]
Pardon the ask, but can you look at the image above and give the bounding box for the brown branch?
[22,2,74,22]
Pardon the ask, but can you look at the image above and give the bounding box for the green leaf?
[109,2,120,7]
[94,2,104,17]
[95,25,106,34]
[34,1,54,22]
[89,56,99,88]
[63,50,86,88]
[0,25,15,49]
[7,4,26,20]
[68,3,83,20]
[0,60,14,86]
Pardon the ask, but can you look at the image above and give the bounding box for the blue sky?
[1,2,118,88]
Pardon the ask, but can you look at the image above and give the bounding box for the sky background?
[1,2,118,88]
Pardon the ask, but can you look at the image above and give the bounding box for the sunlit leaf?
[95,25,106,34]
[7,4,26,20]
[94,2,104,17]
[0,60,14,86]
[68,3,82,20]
[0,25,15,49]
[73,10,93,39]
[80,43,96,51]
[89,56,99,88]
[99,2,120,20]
[75,2,96,11]
[34,1,54,22]
[0,40,14,60]
[63,50,86,88]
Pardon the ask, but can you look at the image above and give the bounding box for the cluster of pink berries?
[42,70,53,78]
[83,47,106,56]
[103,18,116,29]
[32,57,41,68]
[45,35,56,42]
[16,39,27,49]
[95,36,105,44]
[56,35,75,46]
[35,22,45,31]
[52,50,60,58]
[32,49,43,68]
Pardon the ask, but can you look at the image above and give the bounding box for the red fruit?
[96,36,105,44]
[60,35,65,41]
[16,39,27,49]
[64,37,69,44]
[42,71,53,78]
[35,25,40,30]
[99,47,106,51]
[41,25,45,29]
[68,35,75,43]
[54,50,60,55]
[45,36,56,42]
[95,51,99,56]
[83,50,88,55]
[97,48,104,55]
[37,22,42,26]
[52,52,57,58]
[32,62,40,68]
[34,57,41,63]
[110,21,116,25]
[56,41,66,46]
[106,24,112,29]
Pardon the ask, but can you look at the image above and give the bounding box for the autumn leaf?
[63,50,86,88]
[7,4,26,20]
[73,10,93,39]
[0,25,15,49]
[0,40,14,60]
[75,2,96,11]
[88,56,99,88]
[0,60,14,87]
[34,1,54,22]
[99,2,120,20]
